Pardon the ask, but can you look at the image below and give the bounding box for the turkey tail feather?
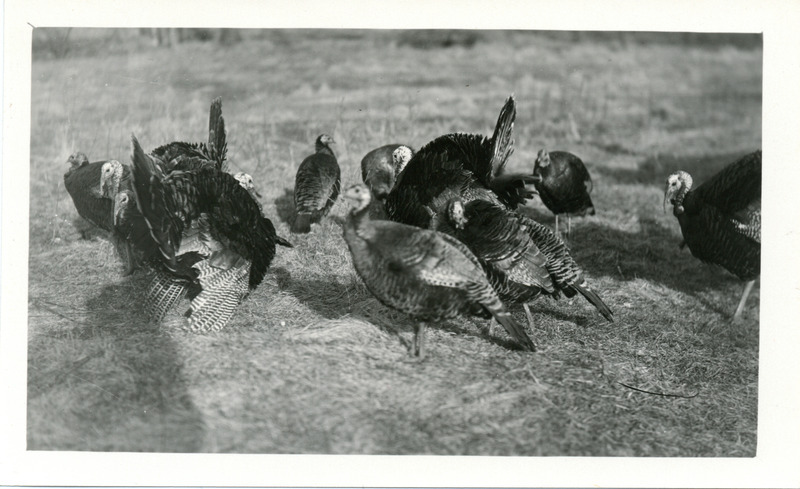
[573,282,614,323]
[490,95,516,176]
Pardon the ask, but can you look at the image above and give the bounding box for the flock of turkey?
[64,95,761,360]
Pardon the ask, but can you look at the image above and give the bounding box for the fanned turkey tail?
[490,94,516,176]
[207,97,228,172]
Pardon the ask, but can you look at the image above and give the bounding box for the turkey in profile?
[128,134,292,332]
[664,150,761,323]
[533,148,595,238]
[386,95,539,230]
[63,152,140,274]
[292,134,341,233]
[444,197,613,325]
[342,184,536,360]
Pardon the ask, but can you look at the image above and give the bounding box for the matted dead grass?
[27,29,760,455]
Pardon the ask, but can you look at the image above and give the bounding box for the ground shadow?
[274,187,296,225]
[273,267,354,320]
[27,271,206,452]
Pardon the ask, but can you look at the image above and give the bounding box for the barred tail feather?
[185,261,249,332]
[573,282,614,323]
[490,95,516,175]
[146,271,188,323]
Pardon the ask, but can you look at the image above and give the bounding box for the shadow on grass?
[28,272,206,452]
[273,267,354,320]
[274,187,296,225]
[595,150,758,186]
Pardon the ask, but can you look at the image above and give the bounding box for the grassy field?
[27,29,761,456]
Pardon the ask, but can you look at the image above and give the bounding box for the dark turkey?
[444,197,613,324]
[533,149,595,238]
[149,97,228,173]
[128,135,292,332]
[361,144,414,200]
[343,184,536,360]
[664,150,761,322]
[360,144,414,219]
[63,152,140,274]
[385,95,539,229]
[292,134,341,233]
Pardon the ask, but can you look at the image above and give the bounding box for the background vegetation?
[27,28,761,455]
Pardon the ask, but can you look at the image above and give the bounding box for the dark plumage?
[361,144,414,200]
[385,95,538,229]
[150,97,228,172]
[128,135,292,331]
[664,150,761,322]
[444,198,614,323]
[64,152,114,231]
[533,149,595,237]
[343,184,536,359]
[292,134,341,233]
[360,144,414,219]
[63,152,140,274]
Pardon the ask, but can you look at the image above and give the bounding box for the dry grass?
[27,29,761,455]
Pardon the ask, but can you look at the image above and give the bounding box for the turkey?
[342,184,536,360]
[533,149,595,238]
[385,95,539,229]
[663,150,761,323]
[63,152,140,274]
[361,143,414,219]
[149,96,228,172]
[292,134,341,233]
[128,134,292,332]
[361,143,414,199]
[444,197,614,324]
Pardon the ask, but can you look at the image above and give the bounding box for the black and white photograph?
[2,0,800,487]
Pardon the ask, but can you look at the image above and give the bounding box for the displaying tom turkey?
[128,134,292,332]
[385,95,539,229]
[292,134,341,233]
[664,150,761,323]
[343,184,536,359]
[533,148,595,238]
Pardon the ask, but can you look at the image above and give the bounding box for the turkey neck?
[345,203,375,241]
[316,142,335,157]
[672,172,693,215]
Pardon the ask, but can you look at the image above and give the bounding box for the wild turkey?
[385,95,539,229]
[444,197,613,324]
[533,149,595,238]
[663,150,761,322]
[360,144,414,219]
[128,134,292,332]
[292,134,341,233]
[63,152,140,274]
[342,184,536,359]
[149,97,228,172]
[361,143,414,199]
